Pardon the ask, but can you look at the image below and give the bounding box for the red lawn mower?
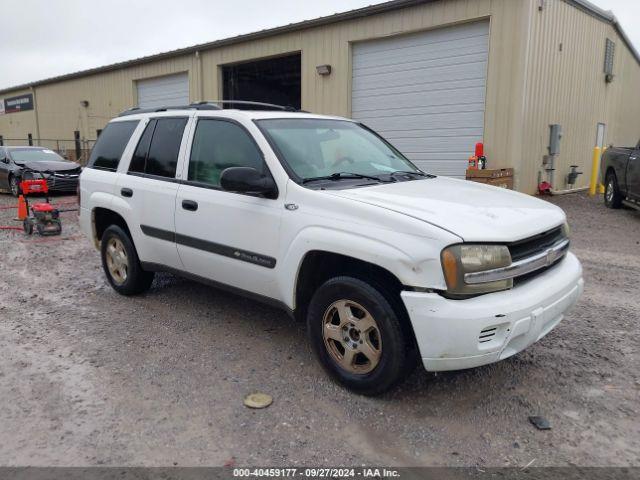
[20,169,62,236]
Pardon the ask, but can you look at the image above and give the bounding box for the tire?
[307,276,416,395]
[23,219,33,235]
[604,171,623,209]
[9,175,20,197]
[101,225,154,295]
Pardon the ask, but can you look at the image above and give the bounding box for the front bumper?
[402,252,584,372]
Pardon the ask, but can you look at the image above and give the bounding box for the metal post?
[28,133,33,146]
[74,131,81,161]
[0,135,3,146]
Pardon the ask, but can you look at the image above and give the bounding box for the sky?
[0,0,638,90]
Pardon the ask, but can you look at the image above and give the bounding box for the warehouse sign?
[3,93,34,114]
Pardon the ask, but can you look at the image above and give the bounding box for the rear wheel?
[307,276,416,395]
[604,171,623,209]
[101,225,154,295]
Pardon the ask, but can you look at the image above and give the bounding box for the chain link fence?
[0,138,97,166]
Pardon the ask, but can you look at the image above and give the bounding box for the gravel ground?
[0,191,638,468]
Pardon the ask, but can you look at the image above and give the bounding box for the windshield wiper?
[388,170,435,178]
[302,172,386,184]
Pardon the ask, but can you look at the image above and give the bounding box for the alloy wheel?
[105,237,129,285]
[606,179,614,203]
[322,299,382,374]
[10,177,18,196]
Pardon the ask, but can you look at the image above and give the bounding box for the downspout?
[196,51,204,102]
[30,86,41,141]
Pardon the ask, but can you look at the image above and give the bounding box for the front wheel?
[604,172,623,209]
[101,225,154,295]
[9,175,21,197]
[307,276,416,395]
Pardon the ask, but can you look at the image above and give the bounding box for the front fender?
[278,225,451,309]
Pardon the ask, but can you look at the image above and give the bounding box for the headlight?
[562,221,571,238]
[441,244,513,297]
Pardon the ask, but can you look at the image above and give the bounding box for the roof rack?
[118,103,221,117]
[195,100,299,111]
[118,100,299,117]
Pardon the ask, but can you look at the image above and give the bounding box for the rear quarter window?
[87,121,139,171]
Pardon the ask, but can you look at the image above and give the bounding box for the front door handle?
[182,199,198,211]
[121,188,133,198]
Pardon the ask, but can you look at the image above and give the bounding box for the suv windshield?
[9,148,68,164]
[257,119,421,182]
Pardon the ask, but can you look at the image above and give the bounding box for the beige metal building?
[1,0,639,193]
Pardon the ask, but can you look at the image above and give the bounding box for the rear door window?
[128,120,156,174]
[127,117,187,178]
[87,121,139,171]
[145,118,188,178]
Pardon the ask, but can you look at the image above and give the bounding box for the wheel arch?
[293,250,408,322]
[92,207,132,246]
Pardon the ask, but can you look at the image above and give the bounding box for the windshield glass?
[10,149,68,164]
[257,119,420,181]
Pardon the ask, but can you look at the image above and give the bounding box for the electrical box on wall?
[549,124,562,156]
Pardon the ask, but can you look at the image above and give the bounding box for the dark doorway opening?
[222,53,301,110]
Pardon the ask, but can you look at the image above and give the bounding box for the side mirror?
[220,167,277,198]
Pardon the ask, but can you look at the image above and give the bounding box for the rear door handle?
[182,200,198,211]
[121,188,133,198]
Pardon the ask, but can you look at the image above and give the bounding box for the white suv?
[80,102,584,395]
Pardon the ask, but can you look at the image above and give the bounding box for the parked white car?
[79,102,584,395]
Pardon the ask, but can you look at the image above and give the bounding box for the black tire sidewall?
[100,225,153,295]
[307,276,413,395]
[605,172,622,208]
[23,219,33,235]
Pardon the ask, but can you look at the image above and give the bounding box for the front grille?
[47,175,79,191]
[508,226,565,262]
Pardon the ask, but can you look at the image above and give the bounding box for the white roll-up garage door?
[137,73,189,109]
[352,21,489,178]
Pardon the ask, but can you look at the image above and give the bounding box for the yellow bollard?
[598,147,607,194]
[589,146,601,197]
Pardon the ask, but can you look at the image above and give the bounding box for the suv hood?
[324,177,565,242]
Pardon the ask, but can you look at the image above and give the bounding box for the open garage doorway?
[222,53,301,110]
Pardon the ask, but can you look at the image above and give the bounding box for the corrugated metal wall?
[0,0,530,186]
[0,88,38,140]
[1,0,638,193]
[518,0,640,193]
[31,55,198,142]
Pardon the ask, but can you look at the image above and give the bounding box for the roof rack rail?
[191,100,299,111]
[118,100,300,117]
[118,103,221,117]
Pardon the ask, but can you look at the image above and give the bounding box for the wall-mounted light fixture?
[316,64,332,76]
[80,100,90,108]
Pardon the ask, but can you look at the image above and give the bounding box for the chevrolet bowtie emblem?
[546,249,555,266]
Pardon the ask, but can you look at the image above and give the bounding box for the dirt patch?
[0,192,638,467]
